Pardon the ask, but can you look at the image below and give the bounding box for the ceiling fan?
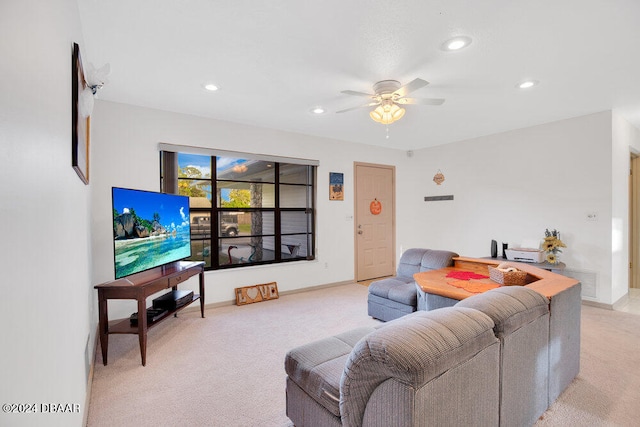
[337,78,444,124]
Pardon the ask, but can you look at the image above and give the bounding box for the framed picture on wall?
[329,172,344,200]
[71,42,90,185]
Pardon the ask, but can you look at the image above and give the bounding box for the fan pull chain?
[386,125,390,139]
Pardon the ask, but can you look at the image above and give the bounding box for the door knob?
[358,230,363,235]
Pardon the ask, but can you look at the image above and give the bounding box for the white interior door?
[354,163,395,281]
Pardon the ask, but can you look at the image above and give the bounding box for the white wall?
[401,112,617,304]
[90,100,407,319]
[0,1,90,426]
[91,102,638,317]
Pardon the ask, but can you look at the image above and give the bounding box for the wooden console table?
[482,256,566,273]
[95,260,205,366]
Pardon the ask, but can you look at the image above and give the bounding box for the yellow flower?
[542,240,555,251]
[546,253,557,264]
[555,239,567,248]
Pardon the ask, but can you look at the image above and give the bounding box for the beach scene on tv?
[112,188,191,279]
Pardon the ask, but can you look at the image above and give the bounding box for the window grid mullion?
[274,163,282,262]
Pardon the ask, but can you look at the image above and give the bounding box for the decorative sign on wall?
[235,282,279,306]
[329,172,344,200]
[433,169,445,185]
[424,195,454,201]
[370,198,382,215]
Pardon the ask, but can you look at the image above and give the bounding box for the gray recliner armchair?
[367,248,458,321]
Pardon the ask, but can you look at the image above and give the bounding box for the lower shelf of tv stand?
[108,294,200,334]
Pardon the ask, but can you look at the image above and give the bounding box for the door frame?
[630,154,639,289]
[353,161,396,282]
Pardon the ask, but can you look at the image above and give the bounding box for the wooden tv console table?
[94,261,205,366]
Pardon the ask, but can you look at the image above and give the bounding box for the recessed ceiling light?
[441,36,472,51]
[517,80,539,89]
[204,83,219,91]
[310,106,325,115]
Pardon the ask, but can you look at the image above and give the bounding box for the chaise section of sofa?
[367,248,458,322]
[285,307,500,427]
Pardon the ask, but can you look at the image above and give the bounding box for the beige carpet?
[87,284,640,426]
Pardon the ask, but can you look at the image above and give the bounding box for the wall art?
[329,172,344,200]
[72,42,90,185]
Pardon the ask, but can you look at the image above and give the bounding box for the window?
[160,146,316,270]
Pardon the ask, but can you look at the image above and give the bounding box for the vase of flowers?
[542,229,566,264]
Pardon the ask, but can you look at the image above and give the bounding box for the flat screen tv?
[112,187,191,279]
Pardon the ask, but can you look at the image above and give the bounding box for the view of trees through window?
[164,151,315,270]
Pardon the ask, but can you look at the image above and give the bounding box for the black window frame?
[161,150,316,271]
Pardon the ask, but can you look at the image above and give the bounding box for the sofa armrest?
[339,307,497,427]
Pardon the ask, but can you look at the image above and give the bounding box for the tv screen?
[112,187,191,279]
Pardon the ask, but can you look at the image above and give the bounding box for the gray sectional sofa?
[367,248,458,322]
[285,285,572,427]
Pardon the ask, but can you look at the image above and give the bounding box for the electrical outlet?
[586,212,598,221]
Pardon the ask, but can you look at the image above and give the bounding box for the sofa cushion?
[368,294,416,322]
[284,327,375,416]
[387,282,418,306]
[368,279,416,305]
[455,286,549,336]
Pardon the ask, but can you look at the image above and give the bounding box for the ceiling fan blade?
[341,90,375,98]
[397,97,445,106]
[395,78,429,97]
[336,102,379,113]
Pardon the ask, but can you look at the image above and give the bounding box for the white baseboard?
[178,280,356,313]
[582,299,614,310]
[83,325,99,426]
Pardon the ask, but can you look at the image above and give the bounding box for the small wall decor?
[424,195,454,202]
[235,282,279,306]
[329,172,344,200]
[370,198,382,215]
[433,169,445,185]
[71,43,90,185]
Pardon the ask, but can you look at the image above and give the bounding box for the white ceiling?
[77,0,640,150]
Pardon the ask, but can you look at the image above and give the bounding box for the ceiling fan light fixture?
[392,105,405,121]
[370,103,405,125]
[370,106,384,122]
[442,36,472,51]
[340,77,442,125]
